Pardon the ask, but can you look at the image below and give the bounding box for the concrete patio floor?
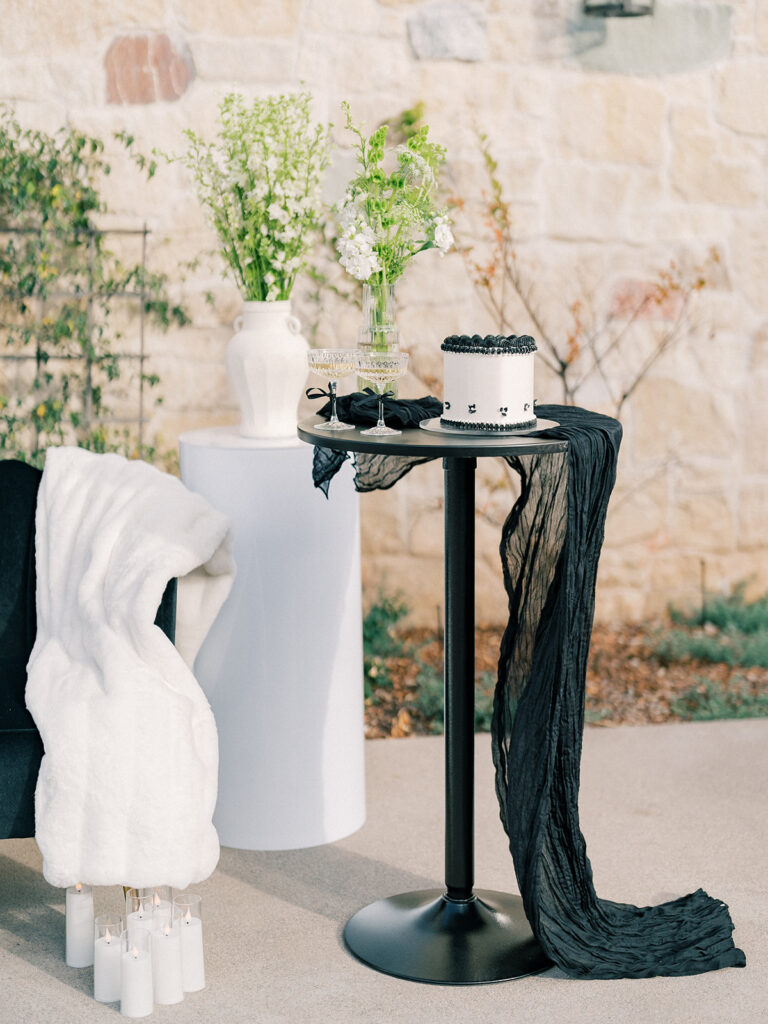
[1,719,766,1024]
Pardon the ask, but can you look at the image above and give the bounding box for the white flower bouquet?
[182,92,331,301]
[335,102,453,290]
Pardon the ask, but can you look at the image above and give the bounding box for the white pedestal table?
[179,426,365,850]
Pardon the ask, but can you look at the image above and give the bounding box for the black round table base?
[343,889,551,985]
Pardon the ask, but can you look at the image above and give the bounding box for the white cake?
[440,334,537,431]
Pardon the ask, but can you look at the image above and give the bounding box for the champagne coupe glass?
[357,351,410,436]
[306,348,358,431]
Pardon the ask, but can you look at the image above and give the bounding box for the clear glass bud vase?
[358,281,400,395]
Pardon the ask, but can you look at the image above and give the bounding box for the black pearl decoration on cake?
[440,416,538,432]
[440,333,538,354]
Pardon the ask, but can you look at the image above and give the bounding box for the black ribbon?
[305,386,333,401]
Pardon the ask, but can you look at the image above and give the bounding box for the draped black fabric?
[0,460,42,733]
[310,393,441,497]
[0,460,44,839]
[313,403,746,978]
[313,389,443,428]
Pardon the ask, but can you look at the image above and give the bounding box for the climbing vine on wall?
[0,107,188,467]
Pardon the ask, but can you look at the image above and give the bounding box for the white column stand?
[179,427,365,850]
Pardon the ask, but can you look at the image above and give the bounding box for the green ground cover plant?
[672,677,768,721]
[669,582,768,633]
[363,584,768,735]
[410,665,496,735]
[362,589,409,697]
[656,584,768,671]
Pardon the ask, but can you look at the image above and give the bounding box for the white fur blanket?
[26,447,235,889]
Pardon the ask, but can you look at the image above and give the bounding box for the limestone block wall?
[2,0,767,625]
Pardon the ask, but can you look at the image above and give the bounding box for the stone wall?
[3,0,767,625]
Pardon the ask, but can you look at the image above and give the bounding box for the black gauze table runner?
[313,403,745,978]
[311,393,441,497]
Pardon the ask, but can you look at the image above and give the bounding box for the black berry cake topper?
[441,333,538,354]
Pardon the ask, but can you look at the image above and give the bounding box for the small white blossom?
[336,216,382,281]
[433,214,454,254]
[396,145,435,187]
[267,201,287,224]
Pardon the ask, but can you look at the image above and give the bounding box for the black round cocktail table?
[297,416,568,985]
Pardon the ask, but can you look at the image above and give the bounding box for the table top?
[297,416,569,459]
[180,425,304,451]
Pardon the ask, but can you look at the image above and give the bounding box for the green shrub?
[672,677,768,721]
[655,628,768,669]
[362,589,409,697]
[411,665,497,734]
[585,707,612,725]
[412,665,443,729]
[658,584,768,669]
[669,583,768,634]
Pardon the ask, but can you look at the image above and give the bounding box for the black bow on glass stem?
[371,388,395,430]
[305,386,334,401]
[306,381,343,426]
[361,387,395,401]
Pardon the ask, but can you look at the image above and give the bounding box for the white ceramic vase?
[225,300,309,439]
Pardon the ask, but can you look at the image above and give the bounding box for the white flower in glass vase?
[334,103,452,287]
[334,102,453,390]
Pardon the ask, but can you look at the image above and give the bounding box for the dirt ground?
[364,622,768,738]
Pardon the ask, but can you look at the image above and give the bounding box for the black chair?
[0,459,176,839]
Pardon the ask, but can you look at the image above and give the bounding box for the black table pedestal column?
[343,457,551,984]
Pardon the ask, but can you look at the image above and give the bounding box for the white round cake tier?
[441,350,535,431]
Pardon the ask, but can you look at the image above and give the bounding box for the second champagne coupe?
[306,348,358,430]
[357,351,410,436]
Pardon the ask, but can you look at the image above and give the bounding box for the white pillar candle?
[178,912,205,992]
[94,929,122,1002]
[151,923,184,1005]
[126,910,154,943]
[151,897,172,926]
[65,884,94,967]
[120,943,153,1018]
